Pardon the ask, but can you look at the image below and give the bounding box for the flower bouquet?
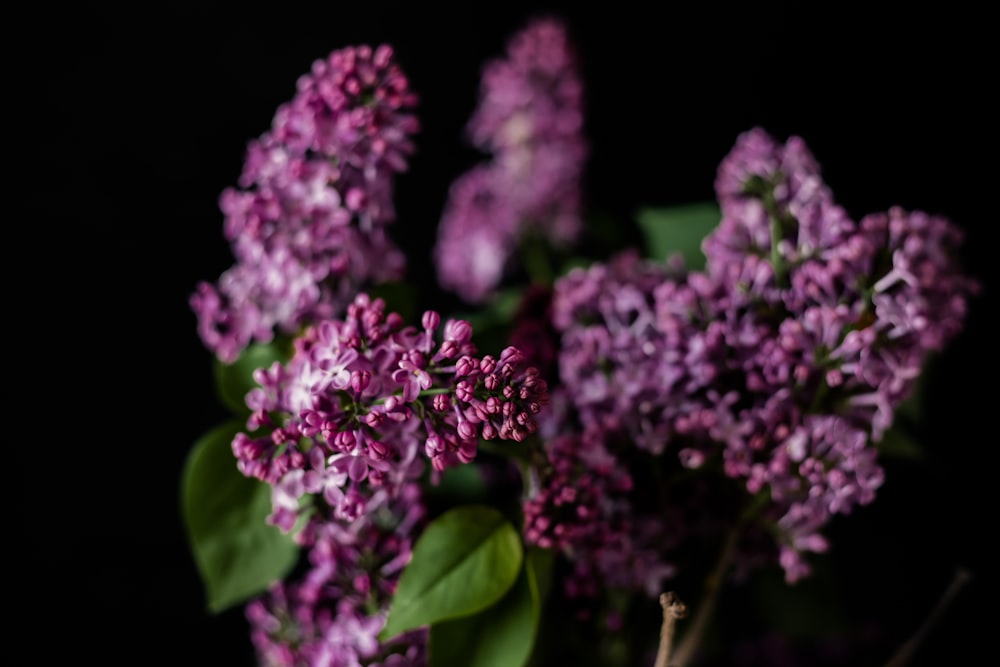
[182,16,978,667]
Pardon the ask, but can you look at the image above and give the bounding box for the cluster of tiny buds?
[231,294,550,530]
[450,346,548,443]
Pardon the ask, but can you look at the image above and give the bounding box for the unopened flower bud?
[422,310,440,331]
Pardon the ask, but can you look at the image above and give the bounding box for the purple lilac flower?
[747,415,884,582]
[541,128,976,583]
[233,293,549,537]
[837,207,979,434]
[706,126,855,283]
[247,483,428,667]
[467,17,587,241]
[434,17,587,303]
[522,395,675,614]
[552,249,705,455]
[703,130,978,433]
[688,128,975,579]
[192,45,417,362]
[433,165,520,303]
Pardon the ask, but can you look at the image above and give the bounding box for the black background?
[24,2,995,664]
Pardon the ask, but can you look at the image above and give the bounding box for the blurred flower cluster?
[184,16,978,667]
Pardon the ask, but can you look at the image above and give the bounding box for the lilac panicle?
[191,44,417,362]
[749,415,884,582]
[247,484,428,666]
[522,409,675,609]
[467,16,587,243]
[706,126,854,280]
[433,165,520,303]
[703,128,978,445]
[552,249,691,455]
[233,293,549,538]
[545,128,977,582]
[264,44,419,229]
[435,17,587,302]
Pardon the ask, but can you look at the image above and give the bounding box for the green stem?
[762,188,788,288]
[371,387,451,406]
[807,376,831,414]
[418,388,452,397]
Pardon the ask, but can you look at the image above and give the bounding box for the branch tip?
[660,592,687,620]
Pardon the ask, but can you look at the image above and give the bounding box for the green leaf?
[181,420,300,613]
[876,426,924,461]
[214,342,289,414]
[429,548,547,667]
[635,202,721,269]
[381,505,523,640]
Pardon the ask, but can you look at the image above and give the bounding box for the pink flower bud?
[422,310,441,331]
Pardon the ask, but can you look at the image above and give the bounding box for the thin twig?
[654,592,688,667]
[882,567,973,667]
[670,527,741,667]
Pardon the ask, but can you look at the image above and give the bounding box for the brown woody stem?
[670,526,741,667]
[654,592,688,667]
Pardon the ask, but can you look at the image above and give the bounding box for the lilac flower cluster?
[232,293,549,536]
[521,416,676,612]
[537,127,977,583]
[513,262,683,608]
[434,18,588,303]
[191,45,418,362]
[247,484,428,667]
[551,250,682,454]
[237,296,548,664]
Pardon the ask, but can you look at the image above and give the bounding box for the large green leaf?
[380,505,523,640]
[214,342,289,414]
[429,548,547,667]
[635,202,721,269]
[181,420,300,613]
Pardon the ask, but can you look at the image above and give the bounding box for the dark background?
[24,2,995,664]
